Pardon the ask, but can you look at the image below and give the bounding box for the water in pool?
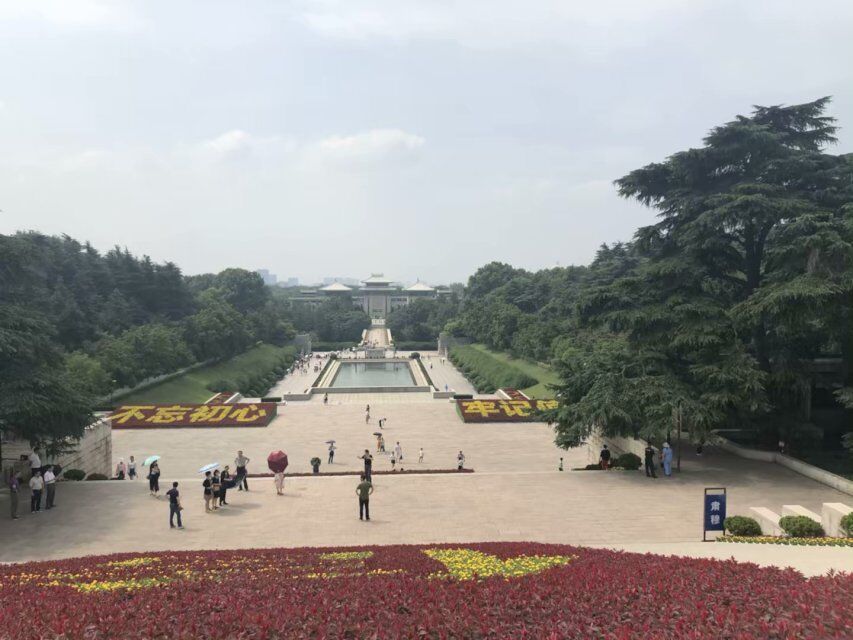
[331,361,415,388]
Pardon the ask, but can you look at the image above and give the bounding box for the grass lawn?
[116,344,294,404]
[469,344,560,398]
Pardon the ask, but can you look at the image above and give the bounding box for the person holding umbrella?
[146,458,161,496]
[327,441,336,464]
[267,451,289,495]
[202,471,214,512]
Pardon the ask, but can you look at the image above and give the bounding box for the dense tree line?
[0,233,295,447]
[386,295,462,343]
[457,99,853,456]
[276,295,371,343]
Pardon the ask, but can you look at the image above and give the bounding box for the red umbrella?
[267,450,289,473]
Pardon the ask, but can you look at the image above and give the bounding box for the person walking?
[128,456,137,480]
[644,443,658,478]
[115,458,126,480]
[29,471,43,513]
[203,471,214,512]
[390,453,396,471]
[662,442,674,477]
[166,482,183,528]
[457,451,465,471]
[418,447,424,463]
[43,466,57,510]
[358,450,373,481]
[365,409,370,424]
[323,393,329,406]
[379,435,385,453]
[599,445,612,471]
[356,474,373,521]
[274,471,285,495]
[328,443,336,464]
[219,467,231,505]
[148,460,161,496]
[559,457,564,471]
[376,434,382,452]
[9,472,20,520]
[235,451,250,491]
[394,442,403,462]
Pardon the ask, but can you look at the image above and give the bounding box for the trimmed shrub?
[206,379,232,393]
[779,515,824,538]
[395,341,437,351]
[448,345,537,393]
[724,516,762,537]
[613,453,641,470]
[840,513,853,537]
[261,397,282,403]
[409,352,421,359]
[85,473,109,481]
[63,469,86,481]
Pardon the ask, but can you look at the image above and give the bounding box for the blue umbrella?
[198,462,219,473]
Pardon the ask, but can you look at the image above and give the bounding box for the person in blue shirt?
[662,442,674,477]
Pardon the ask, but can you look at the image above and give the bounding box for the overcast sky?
[1,1,852,285]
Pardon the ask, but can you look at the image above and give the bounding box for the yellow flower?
[424,549,574,581]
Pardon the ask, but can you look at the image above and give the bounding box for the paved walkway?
[408,352,477,395]
[267,353,330,396]
[2,358,852,575]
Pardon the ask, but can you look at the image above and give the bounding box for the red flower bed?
[0,543,849,639]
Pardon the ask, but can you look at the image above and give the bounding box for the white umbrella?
[198,462,219,473]
[143,455,160,466]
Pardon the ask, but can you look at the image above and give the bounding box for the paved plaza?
[1,355,852,576]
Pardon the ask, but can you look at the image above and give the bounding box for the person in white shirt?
[29,472,44,513]
[418,448,424,464]
[43,467,57,509]
[29,450,41,477]
[394,442,403,462]
[457,451,465,471]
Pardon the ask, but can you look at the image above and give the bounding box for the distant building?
[294,273,447,318]
[256,269,277,286]
[322,276,360,287]
[276,277,299,288]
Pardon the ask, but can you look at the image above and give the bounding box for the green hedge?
[779,515,824,538]
[724,516,762,536]
[394,341,436,351]
[841,513,853,537]
[312,342,356,352]
[203,352,295,398]
[448,345,537,393]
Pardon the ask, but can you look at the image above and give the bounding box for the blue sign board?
[703,490,726,536]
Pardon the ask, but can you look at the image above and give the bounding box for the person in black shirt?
[358,450,373,481]
[219,467,231,505]
[211,470,221,511]
[203,471,214,511]
[644,444,658,478]
[166,482,183,528]
[599,445,612,470]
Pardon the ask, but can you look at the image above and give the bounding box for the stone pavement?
[2,359,852,575]
[413,352,477,395]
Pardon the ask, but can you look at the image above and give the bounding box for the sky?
[1,1,852,285]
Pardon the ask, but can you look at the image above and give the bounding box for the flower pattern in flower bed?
[1,543,850,639]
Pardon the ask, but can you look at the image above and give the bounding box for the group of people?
[597,442,675,477]
[7,450,59,520]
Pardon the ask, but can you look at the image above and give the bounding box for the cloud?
[316,128,425,162]
[0,0,139,30]
[293,0,700,49]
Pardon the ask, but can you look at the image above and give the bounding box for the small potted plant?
[310,457,321,474]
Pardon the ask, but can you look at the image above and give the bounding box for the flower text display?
[109,403,277,429]
[456,399,557,423]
